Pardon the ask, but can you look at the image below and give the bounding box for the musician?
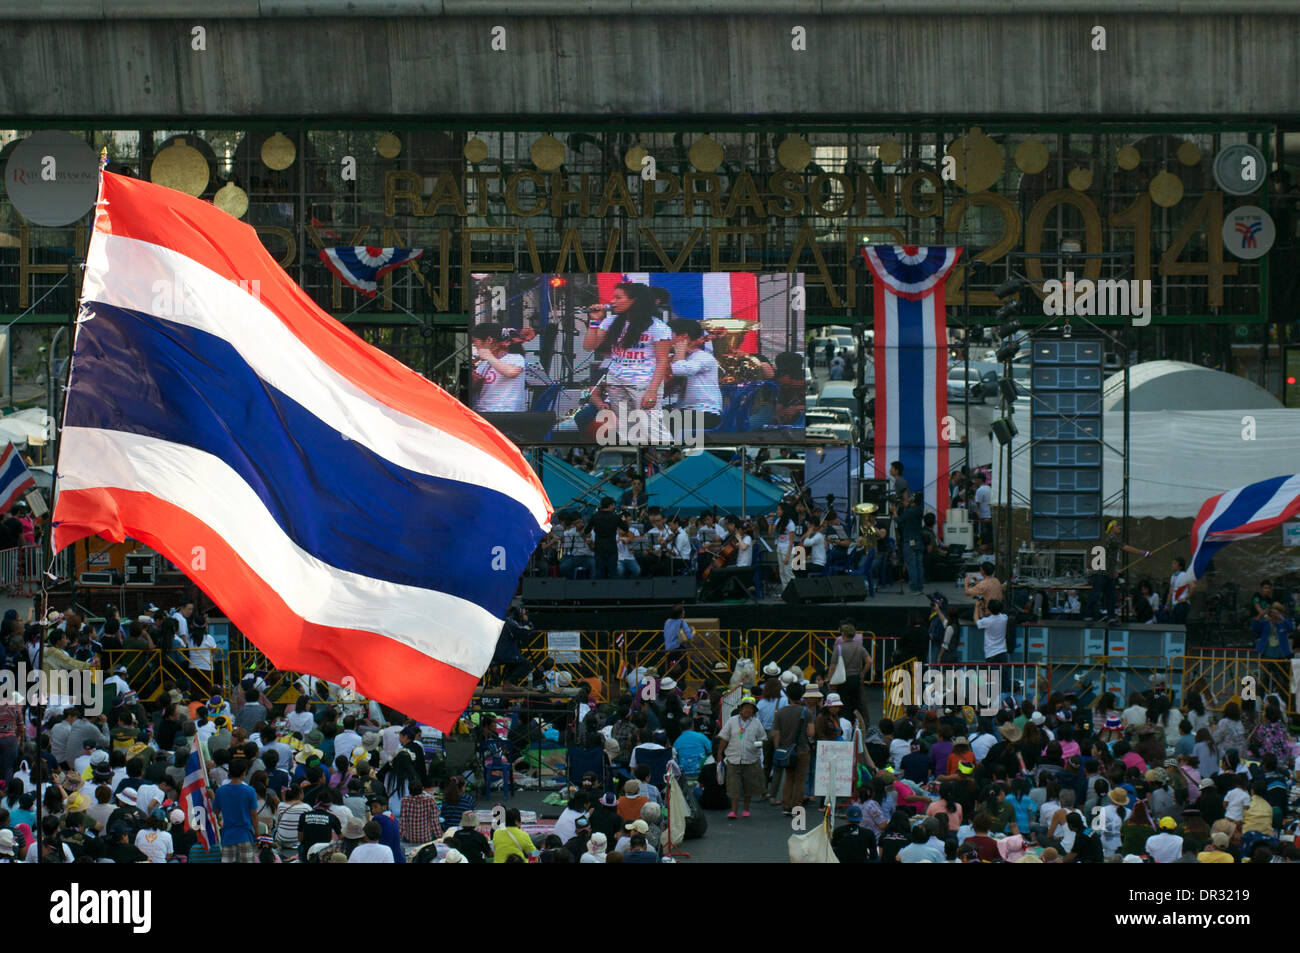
[620,477,649,518]
[616,524,642,578]
[774,500,800,588]
[471,323,528,413]
[665,514,694,573]
[589,496,628,581]
[638,507,670,577]
[583,282,672,436]
[851,511,880,596]
[667,318,723,429]
[823,510,854,575]
[727,516,753,570]
[797,518,827,577]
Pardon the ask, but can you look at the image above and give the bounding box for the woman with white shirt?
[1100,788,1128,856]
[774,501,799,588]
[584,282,673,440]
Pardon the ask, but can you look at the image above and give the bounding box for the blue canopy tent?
[535,454,603,512]
[644,452,786,517]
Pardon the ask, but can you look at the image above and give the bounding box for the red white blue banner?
[53,173,551,730]
[318,246,424,297]
[1190,474,1300,579]
[182,734,220,849]
[861,245,963,526]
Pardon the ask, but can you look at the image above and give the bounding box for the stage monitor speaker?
[781,577,836,604]
[991,416,1019,446]
[521,577,568,602]
[652,576,698,602]
[124,553,156,586]
[829,575,868,600]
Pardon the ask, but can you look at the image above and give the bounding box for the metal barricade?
[747,629,889,685]
[607,627,749,692]
[1181,653,1294,714]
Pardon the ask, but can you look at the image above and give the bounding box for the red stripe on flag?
[730,273,760,354]
[872,274,888,479]
[54,486,479,731]
[92,174,543,502]
[932,252,956,528]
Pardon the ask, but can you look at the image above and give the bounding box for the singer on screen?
[582,282,672,432]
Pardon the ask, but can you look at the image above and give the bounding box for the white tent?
[991,408,1300,519]
[1102,360,1281,413]
[0,408,51,449]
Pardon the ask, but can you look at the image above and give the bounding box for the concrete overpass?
[2,1,1298,121]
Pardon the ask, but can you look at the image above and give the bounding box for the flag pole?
[33,149,100,862]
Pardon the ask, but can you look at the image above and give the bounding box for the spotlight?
[548,276,566,288]
[996,342,1021,363]
[994,305,1020,330]
[997,378,1019,403]
[994,277,1027,300]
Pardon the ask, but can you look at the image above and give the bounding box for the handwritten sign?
[813,740,854,798]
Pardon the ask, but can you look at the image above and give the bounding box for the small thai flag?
[319,246,424,298]
[0,443,35,515]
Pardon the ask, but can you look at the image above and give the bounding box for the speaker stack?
[1029,338,1104,541]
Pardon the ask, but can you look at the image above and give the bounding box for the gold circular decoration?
[463,137,489,164]
[945,127,1004,193]
[1117,144,1141,171]
[688,136,724,173]
[1149,170,1184,207]
[1014,139,1049,175]
[878,139,902,165]
[261,132,296,171]
[1176,141,1202,167]
[624,144,648,172]
[150,138,210,196]
[777,135,812,172]
[530,134,566,171]
[376,133,401,159]
[213,182,248,219]
[1068,166,1093,192]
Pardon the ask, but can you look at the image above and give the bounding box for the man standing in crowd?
[1166,556,1193,625]
[717,695,767,820]
[1254,602,1294,659]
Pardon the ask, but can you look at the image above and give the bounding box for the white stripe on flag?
[81,234,548,529]
[58,426,503,674]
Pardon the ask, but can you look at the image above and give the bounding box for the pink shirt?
[1120,751,1147,773]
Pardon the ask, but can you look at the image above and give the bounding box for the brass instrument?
[852,502,879,516]
[701,318,769,385]
[854,502,879,549]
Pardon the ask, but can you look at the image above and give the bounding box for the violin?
[702,532,738,580]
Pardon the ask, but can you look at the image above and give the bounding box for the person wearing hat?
[1197,830,1235,863]
[1253,601,1295,659]
[1098,787,1130,857]
[1144,815,1184,863]
[0,828,15,862]
[589,790,622,840]
[347,819,395,863]
[832,622,871,724]
[581,830,608,863]
[716,694,767,819]
[448,811,491,863]
[614,817,653,855]
[1084,520,1149,621]
[831,803,874,863]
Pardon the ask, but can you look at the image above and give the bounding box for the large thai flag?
[861,246,962,525]
[0,443,35,515]
[182,734,220,849]
[596,272,759,352]
[1189,475,1300,580]
[52,173,551,730]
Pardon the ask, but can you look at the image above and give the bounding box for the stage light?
[1289,376,1297,385]
[996,342,1021,363]
[548,276,566,288]
[994,304,1020,330]
[1060,239,1082,254]
[1062,321,1073,339]
[994,277,1027,300]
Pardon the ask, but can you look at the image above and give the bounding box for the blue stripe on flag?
[896,295,926,493]
[639,273,706,322]
[65,303,543,610]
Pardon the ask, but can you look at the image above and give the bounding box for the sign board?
[546,630,581,664]
[813,740,854,798]
[1284,522,1300,548]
